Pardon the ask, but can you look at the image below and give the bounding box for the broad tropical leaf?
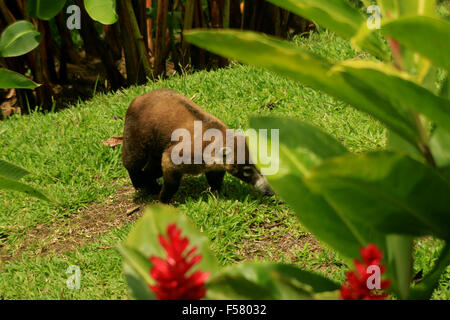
[386,235,414,299]
[0,160,30,181]
[206,263,340,300]
[28,0,67,20]
[0,21,41,57]
[0,176,49,201]
[84,0,118,25]
[306,151,450,239]
[0,68,39,89]
[120,205,219,299]
[409,244,450,300]
[186,30,427,145]
[354,16,450,70]
[266,0,387,58]
[249,116,382,258]
[377,0,437,19]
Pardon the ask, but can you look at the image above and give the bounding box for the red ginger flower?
[340,244,391,300]
[149,223,209,300]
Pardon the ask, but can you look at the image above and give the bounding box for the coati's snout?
[227,164,274,197]
[122,89,275,203]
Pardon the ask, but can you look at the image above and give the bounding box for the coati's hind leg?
[159,152,182,203]
[205,170,225,192]
[142,158,163,195]
[159,170,182,203]
[122,138,149,190]
[123,154,147,190]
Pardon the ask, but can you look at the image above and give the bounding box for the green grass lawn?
[0,31,448,299]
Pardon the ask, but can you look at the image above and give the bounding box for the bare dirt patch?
[240,228,322,263]
[5,185,153,261]
[1,185,326,269]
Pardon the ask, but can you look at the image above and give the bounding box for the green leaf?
[249,116,364,258]
[84,0,118,25]
[267,0,363,38]
[117,245,155,299]
[355,16,450,70]
[439,74,449,100]
[0,160,30,181]
[377,0,437,19]
[0,21,41,57]
[206,263,340,300]
[265,0,387,58]
[430,127,450,168]
[409,243,450,299]
[387,130,424,163]
[0,68,39,89]
[0,176,49,201]
[117,245,153,286]
[250,117,348,176]
[28,0,67,20]
[386,235,413,299]
[306,151,450,240]
[120,205,219,299]
[430,127,450,182]
[337,60,450,134]
[123,205,219,273]
[186,30,422,145]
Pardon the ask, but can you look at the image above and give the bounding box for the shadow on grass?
[132,174,274,206]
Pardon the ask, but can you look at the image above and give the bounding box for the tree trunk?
[33,20,54,111]
[76,0,125,90]
[153,0,169,78]
[55,13,82,65]
[146,0,154,54]
[40,20,58,83]
[134,0,149,52]
[104,25,123,61]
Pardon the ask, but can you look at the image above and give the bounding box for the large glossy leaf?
[409,244,450,300]
[206,263,340,300]
[249,117,380,258]
[355,16,450,71]
[120,205,219,299]
[268,0,363,38]
[84,0,118,25]
[377,0,437,19]
[186,30,423,145]
[431,127,450,168]
[117,246,155,300]
[430,127,450,182]
[265,0,387,58]
[0,21,41,57]
[306,151,450,240]
[0,176,49,201]
[0,160,30,181]
[28,0,67,20]
[0,68,39,89]
[386,235,414,300]
[337,60,450,133]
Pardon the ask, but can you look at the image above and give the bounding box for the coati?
[122,89,274,203]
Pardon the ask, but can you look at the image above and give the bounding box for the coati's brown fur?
[122,89,273,203]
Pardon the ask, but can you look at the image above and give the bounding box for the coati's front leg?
[160,170,182,203]
[205,170,225,191]
[159,152,182,203]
